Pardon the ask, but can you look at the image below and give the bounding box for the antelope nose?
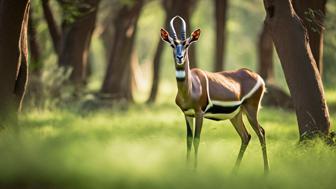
[177,55,183,60]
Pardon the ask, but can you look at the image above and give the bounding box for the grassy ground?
[0,94,336,189]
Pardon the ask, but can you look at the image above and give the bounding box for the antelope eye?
[170,44,175,48]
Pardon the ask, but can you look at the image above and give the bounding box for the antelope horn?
[170,16,187,41]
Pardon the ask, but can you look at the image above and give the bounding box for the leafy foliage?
[58,0,97,24]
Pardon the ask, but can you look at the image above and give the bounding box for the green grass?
[0,98,336,188]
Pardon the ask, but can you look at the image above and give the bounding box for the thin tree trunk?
[147,39,164,103]
[58,0,100,88]
[28,11,42,74]
[258,23,274,82]
[101,20,114,63]
[42,0,61,54]
[263,0,330,139]
[100,0,144,101]
[26,10,44,107]
[292,0,327,75]
[214,0,228,71]
[0,0,30,124]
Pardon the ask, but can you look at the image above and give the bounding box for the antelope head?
[160,16,201,69]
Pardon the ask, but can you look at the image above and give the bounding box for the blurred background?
[26,0,336,109]
[1,0,336,188]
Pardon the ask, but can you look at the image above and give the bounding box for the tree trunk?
[101,18,114,63]
[26,10,44,107]
[0,0,30,124]
[214,0,228,72]
[58,0,100,88]
[258,23,274,82]
[257,23,293,110]
[292,0,327,75]
[263,0,330,139]
[146,0,199,103]
[28,11,42,75]
[100,0,144,101]
[42,0,61,54]
[146,39,164,103]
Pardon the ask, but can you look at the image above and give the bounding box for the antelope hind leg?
[244,102,270,173]
[230,111,251,172]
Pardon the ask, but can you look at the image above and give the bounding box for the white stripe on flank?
[200,71,213,112]
[200,72,264,109]
[176,70,186,78]
[211,76,264,106]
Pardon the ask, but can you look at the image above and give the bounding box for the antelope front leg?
[185,116,194,162]
[193,111,204,169]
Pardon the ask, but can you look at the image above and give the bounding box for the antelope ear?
[160,28,171,43]
[189,29,201,43]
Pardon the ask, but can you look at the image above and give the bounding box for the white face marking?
[176,70,186,79]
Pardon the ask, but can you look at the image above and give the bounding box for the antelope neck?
[176,58,191,95]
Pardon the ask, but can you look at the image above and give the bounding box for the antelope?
[160,16,269,172]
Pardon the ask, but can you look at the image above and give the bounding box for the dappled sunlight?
[0,103,335,188]
[0,0,335,188]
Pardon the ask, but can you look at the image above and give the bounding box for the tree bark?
[257,23,293,110]
[263,0,330,139]
[0,0,30,124]
[146,39,164,103]
[58,0,100,88]
[292,0,327,75]
[28,11,42,74]
[258,23,274,82]
[42,0,61,54]
[26,10,44,107]
[100,0,144,101]
[214,0,228,72]
[146,0,199,103]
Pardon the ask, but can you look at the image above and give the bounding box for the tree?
[257,23,293,110]
[293,0,327,75]
[28,12,42,74]
[257,23,274,82]
[26,9,44,107]
[57,0,100,89]
[262,0,330,139]
[147,0,199,103]
[0,0,30,124]
[100,0,144,101]
[41,0,100,89]
[213,0,228,72]
[42,0,61,55]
